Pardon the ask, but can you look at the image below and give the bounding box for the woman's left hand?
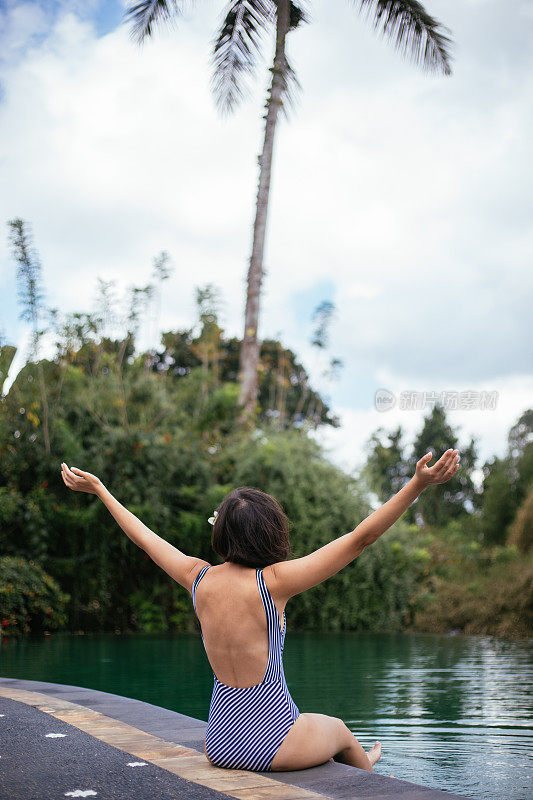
[60,462,102,495]
[414,449,460,487]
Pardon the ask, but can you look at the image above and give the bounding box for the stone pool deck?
[0,678,475,800]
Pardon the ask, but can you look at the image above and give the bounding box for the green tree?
[481,456,517,545]
[363,425,409,501]
[123,0,453,420]
[363,407,477,527]
[304,301,344,428]
[7,219,51,454]
[508,409,533,503]
[407,405,477,526]
[508,485,533,553]
[151,330,338,429]
[481,409,533,545]
[0,556,69,638]
[191,284,225,400]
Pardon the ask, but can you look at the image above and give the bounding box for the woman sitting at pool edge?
[60,447,460,774]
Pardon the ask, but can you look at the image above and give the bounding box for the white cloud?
[0,1,49,64]
[315,373,533,478]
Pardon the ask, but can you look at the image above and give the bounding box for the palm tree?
[123,0,453,422]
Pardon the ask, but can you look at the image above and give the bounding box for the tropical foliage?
[0,556,69,639]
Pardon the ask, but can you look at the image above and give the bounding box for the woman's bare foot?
[367,740,382,766]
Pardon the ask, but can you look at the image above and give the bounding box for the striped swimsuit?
[192,565,300,771]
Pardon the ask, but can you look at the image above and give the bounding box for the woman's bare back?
[191,561,286,688]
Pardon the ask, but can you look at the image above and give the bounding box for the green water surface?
[1,630,531,800]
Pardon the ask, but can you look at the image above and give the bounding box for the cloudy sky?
[1,0,532,477]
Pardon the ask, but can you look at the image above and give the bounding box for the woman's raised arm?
[267,449,460,601]
[60,462,208,593]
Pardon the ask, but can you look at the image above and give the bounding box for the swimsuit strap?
[256,568,282,682]
[192,564,211,641]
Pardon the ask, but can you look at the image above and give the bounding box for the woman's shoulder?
[262,561,288,601]
[189,560,212,593]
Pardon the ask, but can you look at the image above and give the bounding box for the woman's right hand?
[60,462,102,495]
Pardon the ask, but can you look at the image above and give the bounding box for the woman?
[60,447,459,774]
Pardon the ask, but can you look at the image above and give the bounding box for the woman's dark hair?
[211,486,293,568]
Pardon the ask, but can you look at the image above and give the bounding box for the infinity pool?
[1,630,531,800]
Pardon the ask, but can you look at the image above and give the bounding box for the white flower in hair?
[208,510,218,525]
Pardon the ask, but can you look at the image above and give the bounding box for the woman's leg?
[334,737,381,769]
[270,712,380,772]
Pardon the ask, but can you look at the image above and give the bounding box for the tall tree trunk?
[116,337,130,432]
[37,360,50,455]
[238,0,290,422]
[277,343,288,429]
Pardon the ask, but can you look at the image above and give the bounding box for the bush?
[129,588,169,633]
[508,486,533,553]
[0,556,70,638]
[411,553,533,639]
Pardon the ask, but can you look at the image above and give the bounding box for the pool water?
[1,630,531,800]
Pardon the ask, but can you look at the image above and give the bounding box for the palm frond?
[355,0,453,75]
[211,0,276,115]
[289,0,309,30]
[123,0,187,45]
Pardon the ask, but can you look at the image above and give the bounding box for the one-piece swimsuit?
[191,565,300,771]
